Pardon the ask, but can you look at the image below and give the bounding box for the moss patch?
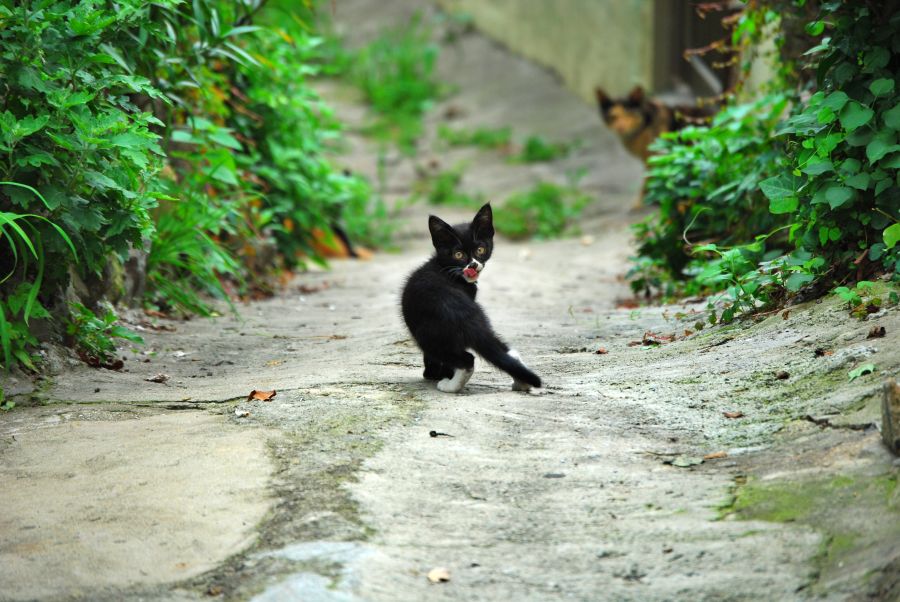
[723,471,900,591]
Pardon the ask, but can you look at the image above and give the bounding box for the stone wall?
[437,0,656,104]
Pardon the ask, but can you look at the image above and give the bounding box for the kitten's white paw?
[437,367,474,393]
[512,380,531,392]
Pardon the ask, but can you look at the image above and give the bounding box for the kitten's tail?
[471,331,541,388]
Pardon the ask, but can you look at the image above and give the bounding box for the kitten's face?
[428,203,494,284]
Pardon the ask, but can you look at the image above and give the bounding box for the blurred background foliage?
[629,0,899,325]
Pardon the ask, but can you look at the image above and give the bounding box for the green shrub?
[351,14,440,152]
[0,184,77,371]
[0,0,167,290]
[438,125,512,149]
[66,303,142,367]
[759,2,900,283]
[514,135,574,163]
[631,1,899,322]
[233,26,393,261]
[629,94,790,297]
[495,182,591,240]
[412,167,482,207]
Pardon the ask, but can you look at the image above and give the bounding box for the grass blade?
[0,302,11,372]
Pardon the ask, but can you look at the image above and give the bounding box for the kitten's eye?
[475,246,486,256]
[453,251,465,260]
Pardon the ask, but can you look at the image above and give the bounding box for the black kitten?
[401,203,541,393]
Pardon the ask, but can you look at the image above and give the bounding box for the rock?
[882,378,900,456]
[122,245,149,305]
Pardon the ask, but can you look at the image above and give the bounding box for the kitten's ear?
[627,85,645,104]
[428,215,459,248]
[472,203,494,239]
[594,87,612,111]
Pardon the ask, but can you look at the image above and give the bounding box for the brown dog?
[595,86,714,163]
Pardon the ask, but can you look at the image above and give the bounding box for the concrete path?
[1,2,898,601]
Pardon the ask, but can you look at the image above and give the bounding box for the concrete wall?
[436,0,655,105]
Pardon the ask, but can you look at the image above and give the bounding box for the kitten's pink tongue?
[463,267,478,279]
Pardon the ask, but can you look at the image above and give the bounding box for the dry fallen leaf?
[298,281,330,294]
[703,451,728,460]
[427,567,451,583]
[247,389,276,402]
[145,373,169,384]
[206,584,224,597]
[595,348,608,355]
[723,411,744,419]
[265,359,283,367]
[642,331,676,346]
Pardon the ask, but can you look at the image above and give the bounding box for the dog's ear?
[428,215,460,249]
[472,203,494,239]
[594,87,612,111]
[627,85,646,105]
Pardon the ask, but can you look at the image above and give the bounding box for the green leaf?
[846,128,874,147]
[0,302,10,371]
[786,272,814,291]
[109,132,153,149]
[863,47,889,72]
[839,102,874,131]
[208,130,242,150]
[866,130,899,162]
[171,130,202,144]
[881,153,900,169]
[759,174,799,201]
[870,78,895,97]
[16,114,49,137]
[839,158,861,174]
[848,363,876,382]
[805,20,825,36]
[770,196,799,214]
[844,173,870,190]
[825,185,854,209]
[884,223,900,249]
[885,103,900,130]
[816,106,836,124]
[802,159,833,175]
[822,91,849,112]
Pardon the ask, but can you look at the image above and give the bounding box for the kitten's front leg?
[436,351,475,393]
[423,354,452,381]
[437,367,474,393]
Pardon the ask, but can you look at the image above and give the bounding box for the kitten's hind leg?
[508,349,534,392]
[436,351,475,394]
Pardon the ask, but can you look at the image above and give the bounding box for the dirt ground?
[1,2,898,601]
